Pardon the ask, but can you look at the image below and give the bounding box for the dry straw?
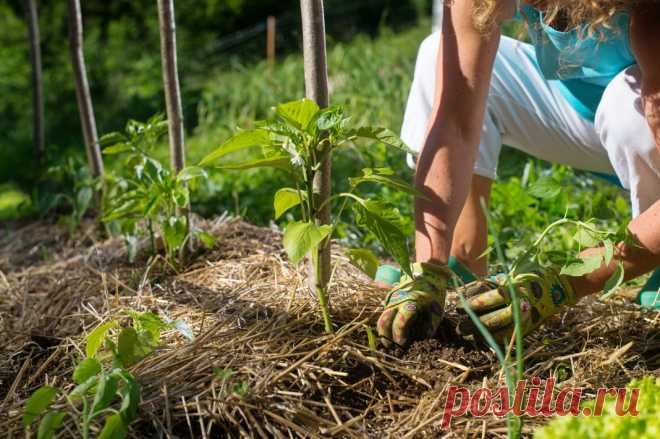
[0,218,658,437]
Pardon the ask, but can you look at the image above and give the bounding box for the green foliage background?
[0,2,630,262]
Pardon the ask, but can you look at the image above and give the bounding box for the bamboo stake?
[24,0,44,164]
[68,0,103,178]
[300,0,332,332]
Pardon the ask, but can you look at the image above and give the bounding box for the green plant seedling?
[101,115,215,264]
[201,99,421,332]
[23,309,192,438]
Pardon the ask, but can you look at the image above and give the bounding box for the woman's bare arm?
[415,0,516,264]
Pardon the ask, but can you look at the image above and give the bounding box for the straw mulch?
[0,217,658,438]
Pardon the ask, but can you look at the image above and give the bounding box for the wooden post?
[24,0,45,164]
[266,16,276,64]
[68,0,103,178]
[157,0,185,174]
[157,0,192,252]
[300,0,332,317]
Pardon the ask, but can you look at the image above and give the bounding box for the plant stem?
[148,219,156,254]
[81,398,90,439]
[313,246,333,333]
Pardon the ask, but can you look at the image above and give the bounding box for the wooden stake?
[157,0,192,253]
[267,16,276,64]
[157,0,185,174]
[24,0,44,164]
[300,0,331,302]
[68,0,103,178]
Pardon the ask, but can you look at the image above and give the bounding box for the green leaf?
[199,129,271,166]
[69,375,100,401]
[117,327,143,367]
[23,386,58,428]
[216,155,292,171]
[162,216,187,251]
[349,168,427,199]
[233,380,249,397]
[126,310,168,346]
[603,240,615,266]
[276,99,320,130]
[601,262,625,299]
[102,143,132,155]
[76,187,93,215]
[92,374,119,415]
[73,358,102,384]
[99,132,127,148]
[97,413,128,439]
[86,321,117,358]
[348,127,411,153]
[528,176,561,199]
[37,411,65,439]
[352,199,412,277]
[273,188,304,219]
[196,230,217,248]
[102,200,142,222]
[176,166,207,182]
[347,248,380,279]
[573,228,600,248]
[282,221,333,264]
[117,373,140,423]
[213,367,235,381]
[142,195,160,217]
[314,106,346,131]
[561,255,604,277]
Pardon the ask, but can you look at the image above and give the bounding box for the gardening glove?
[456,267,577,343]
[377,262,453,348]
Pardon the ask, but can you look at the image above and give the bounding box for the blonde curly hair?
[470,0,642,34]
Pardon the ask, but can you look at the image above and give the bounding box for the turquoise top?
[519,4,636,121]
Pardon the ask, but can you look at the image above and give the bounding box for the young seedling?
[36,156,100,234]
[101,116,215,264]
[201,99,421,332]
[23,310,192,439]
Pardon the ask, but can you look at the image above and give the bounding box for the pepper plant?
[101,116,215,264]
[22,310,192,439]
[201,99,422,332]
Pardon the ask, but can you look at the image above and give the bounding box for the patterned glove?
[377,262,452,347]
[457,267,578,343]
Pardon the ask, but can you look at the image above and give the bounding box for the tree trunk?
[24,0,44,164]
[68,0,103,178]
[157,0,185,173]
[300,0,332,328]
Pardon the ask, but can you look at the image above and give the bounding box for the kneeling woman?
[377,0,660,347]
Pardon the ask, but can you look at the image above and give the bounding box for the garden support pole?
[157,0,185,173]
[25,0,44,164]
[158,0,192,252]
[68,0,103,179]
[300,0,333,332]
